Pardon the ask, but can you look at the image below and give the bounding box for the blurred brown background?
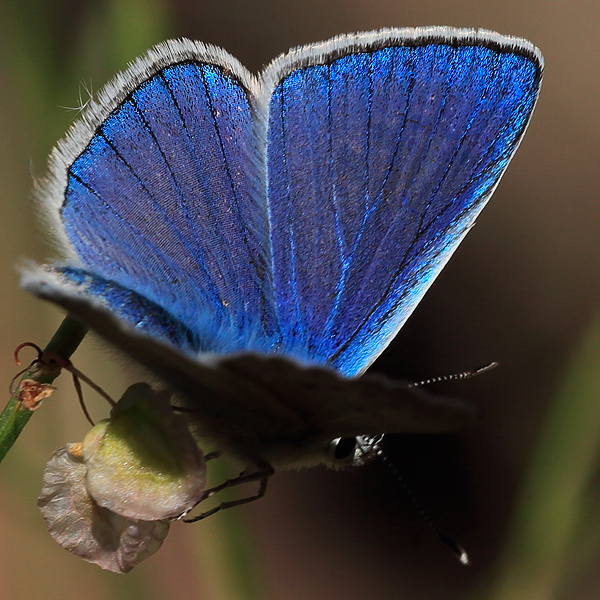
[1,1,599,599]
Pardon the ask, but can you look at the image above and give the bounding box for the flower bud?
[82,382,207,520]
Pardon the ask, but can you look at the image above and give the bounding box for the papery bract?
[38,443,170,573]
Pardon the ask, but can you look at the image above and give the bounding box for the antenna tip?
[458,548,470,566]
[475,362,499,375]
[438,532,470,566]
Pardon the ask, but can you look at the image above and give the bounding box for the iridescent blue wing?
[265,29,543,376]
[23,29,541,468]
[40,41,277,354]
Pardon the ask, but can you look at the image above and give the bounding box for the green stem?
[0,315,87,463]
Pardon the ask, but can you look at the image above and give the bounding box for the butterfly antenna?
[377,446,470,565]
[408,362,498,388]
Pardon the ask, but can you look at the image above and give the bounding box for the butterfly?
[22,27,543,483]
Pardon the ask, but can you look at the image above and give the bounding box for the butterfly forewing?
[266,33,542,376]
[62,60,276,352]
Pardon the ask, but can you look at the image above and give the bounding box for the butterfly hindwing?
[23,264,478,469]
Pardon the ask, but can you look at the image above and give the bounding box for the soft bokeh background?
[1,1,600,599]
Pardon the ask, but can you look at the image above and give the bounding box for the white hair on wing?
[258,26,543,103]
[35,38,259,263]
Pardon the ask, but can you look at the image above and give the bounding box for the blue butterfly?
[23,27,543,476]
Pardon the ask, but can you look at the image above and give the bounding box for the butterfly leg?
[182,462,274,523]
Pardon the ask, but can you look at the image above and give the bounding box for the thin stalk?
[0,315,87,463]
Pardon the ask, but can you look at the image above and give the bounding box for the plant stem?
[0,315,87,463]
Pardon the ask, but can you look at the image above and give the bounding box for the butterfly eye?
[328,435,384,466]
[331,437,358,460]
